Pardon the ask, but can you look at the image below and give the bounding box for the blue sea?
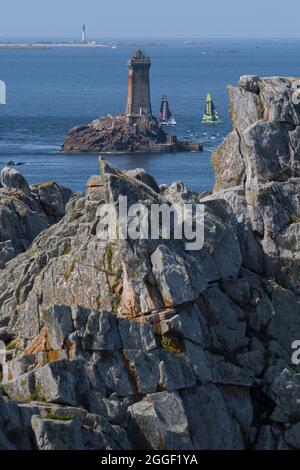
[1,38,300,193]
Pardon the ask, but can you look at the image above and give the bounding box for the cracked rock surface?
[1,77,300,450]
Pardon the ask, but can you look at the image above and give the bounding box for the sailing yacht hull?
[161,119,177,126]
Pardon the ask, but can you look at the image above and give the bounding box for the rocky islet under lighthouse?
[62,50,202,154]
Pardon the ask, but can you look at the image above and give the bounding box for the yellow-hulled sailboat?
[202,93,222,124]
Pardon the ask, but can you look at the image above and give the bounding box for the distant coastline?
[2,37,297,50]
[0,42,116,49]
[0,38,244,50]
[0,39,176,49]
[0,42,242,52]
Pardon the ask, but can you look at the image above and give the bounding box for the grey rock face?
[128,392,193,450]
[33,361,79,406]
[151,245,195,307]
[0,240,17,269]
[124,349,160,394]
[284,423,300,449]
[31,181,73,218]
[1,167,30,195]
[211,130,245,191]
[42,304,73,350]
[228,85,263,134]
[124,168,160,193]
[159,350,196,391]
[211,76,300,294]
[202,286,247,353]
[242,120,293,186]
[267,285,300,362]
[255,426,276,450]
[31,415,85,450]
[2,372,35,402]
[0,399,130,450]
[259,77,300,125]
[94,352,134,397]
[238,75,261,93]
[269,369,300,421]
[181,385,244,450]
[81,310,121,351]
[0,168,73,269]
[118,318,157,351]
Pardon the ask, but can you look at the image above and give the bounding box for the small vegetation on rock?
[44,410,73,421]
[291,215,300,224]
[160,336,183,357]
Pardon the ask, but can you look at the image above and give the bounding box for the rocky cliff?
[212,76,300,292]
[0,77,300,450]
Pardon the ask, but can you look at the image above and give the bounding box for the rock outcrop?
[62,114,202,154]
[1,77,300,450]
[0,167,73,268]
[211,76,300,292]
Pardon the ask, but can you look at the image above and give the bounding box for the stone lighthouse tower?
[126,50,152,119]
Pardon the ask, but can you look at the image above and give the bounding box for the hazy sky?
[1,0,300,39]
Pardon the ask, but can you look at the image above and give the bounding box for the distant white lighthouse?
[81,24,86,43]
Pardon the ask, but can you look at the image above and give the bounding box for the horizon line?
[1,36,300,41]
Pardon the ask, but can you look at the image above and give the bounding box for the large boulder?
[128,392,193,450]
[0,168,73,269]
[211,130,245,191]
[1,167,30,195]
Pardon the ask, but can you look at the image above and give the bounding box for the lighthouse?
[81,24,86,43]
[126,50,152,119]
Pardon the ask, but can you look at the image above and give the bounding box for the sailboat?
[202,93,222,124]
[159,95,177,126]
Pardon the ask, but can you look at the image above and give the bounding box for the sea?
[1,38,300,193]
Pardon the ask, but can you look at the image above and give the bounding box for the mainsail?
[202,93,222,123]
[159,95,176,125]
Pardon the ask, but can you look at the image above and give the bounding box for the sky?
[0,0,300,39]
